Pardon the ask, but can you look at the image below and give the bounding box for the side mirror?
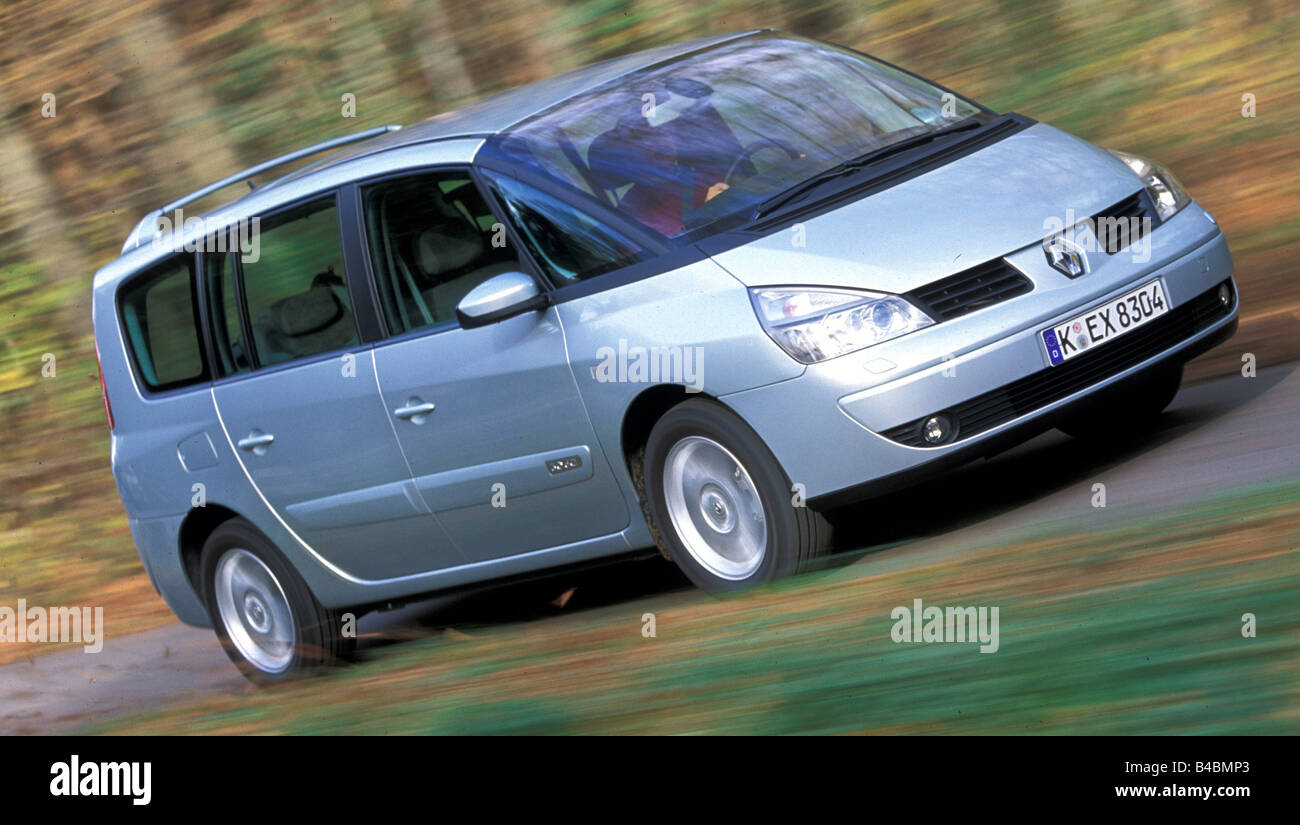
[455,271,549,329]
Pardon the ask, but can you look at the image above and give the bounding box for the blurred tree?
[384,0,478,104]
[779,0,843,38]
[113,10,245,204]
[0,88,95,337]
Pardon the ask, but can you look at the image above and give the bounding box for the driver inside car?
[585,86,735,237]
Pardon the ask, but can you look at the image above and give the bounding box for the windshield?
[484,33,986,242]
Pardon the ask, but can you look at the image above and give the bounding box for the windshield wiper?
[750,118,984,222]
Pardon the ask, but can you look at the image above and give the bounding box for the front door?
[357,170,630,563]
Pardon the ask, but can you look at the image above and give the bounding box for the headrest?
[270,287,344,338]
[262,285,354,359]
[415,227,483,275]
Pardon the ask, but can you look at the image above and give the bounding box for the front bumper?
[720,204,1237,506]
[876,279,1234,448]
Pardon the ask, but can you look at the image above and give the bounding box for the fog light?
[1217,282,1232,307]
[922,413,953,444]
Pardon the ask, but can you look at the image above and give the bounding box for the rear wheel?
[200,519,352,684]
[643,399,832,593]
[1058,363,1183,440]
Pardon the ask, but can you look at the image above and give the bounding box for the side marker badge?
[546,455,583,475]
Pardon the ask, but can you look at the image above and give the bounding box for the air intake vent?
[906,259,1033,321]
[1090,190,1158,254]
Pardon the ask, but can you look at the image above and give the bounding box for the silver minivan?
[93,30,1238,681]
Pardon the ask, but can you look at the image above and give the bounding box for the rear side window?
[204,246,253,377]
[237,197,357,366]
[118,256,208,391]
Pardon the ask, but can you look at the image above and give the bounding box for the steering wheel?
[723,138,802,186]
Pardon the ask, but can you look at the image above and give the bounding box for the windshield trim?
[747,115,989,223]
[737,112,1034,234]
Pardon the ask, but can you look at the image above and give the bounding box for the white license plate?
[1041,280,1170,366]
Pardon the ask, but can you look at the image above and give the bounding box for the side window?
[361,171,521,335]
[485,172,653,283]
[239,197,357,366]
[204,246,252,377]
[118,256,208,391]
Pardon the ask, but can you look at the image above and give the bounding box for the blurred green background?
[0,0,1297,662]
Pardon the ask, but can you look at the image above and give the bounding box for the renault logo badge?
[1044,234,1088,278]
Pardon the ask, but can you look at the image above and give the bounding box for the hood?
[709,122,1144,293]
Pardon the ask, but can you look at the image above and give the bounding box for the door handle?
[393,398,436,423]
[237,430,275,455]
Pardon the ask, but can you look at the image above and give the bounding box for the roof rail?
[121,124,402,254]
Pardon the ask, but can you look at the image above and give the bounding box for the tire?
[1058,363,1183,440]
[200,518,353,685]
[643,399,832,593]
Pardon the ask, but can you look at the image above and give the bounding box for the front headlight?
[1108,150,1191,221]
[750,287,934,364]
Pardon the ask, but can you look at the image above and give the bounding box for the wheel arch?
[177,503,244,606]
[620,384,709,464]
[618,384,795,481]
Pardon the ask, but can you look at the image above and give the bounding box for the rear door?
[357,169,631,563]
[207,193,463,581]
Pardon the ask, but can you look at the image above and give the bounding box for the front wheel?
[643,399,832,593]
[200,519,353,684]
